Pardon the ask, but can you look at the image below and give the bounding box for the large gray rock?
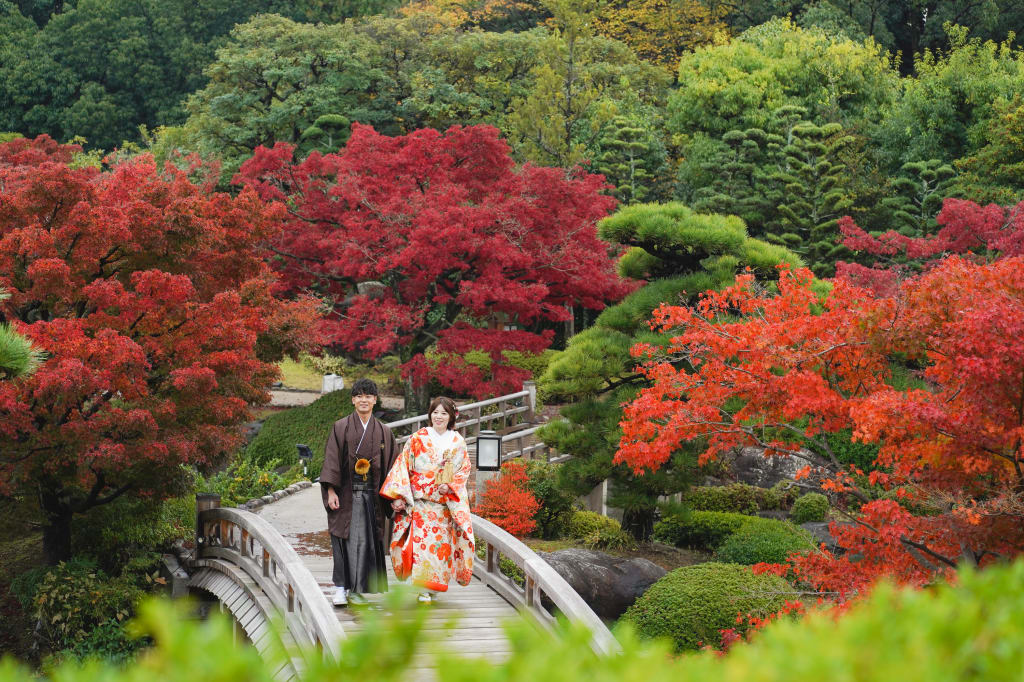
[801,521,857,555]
[718,446,818,489]
[537,548,665,620]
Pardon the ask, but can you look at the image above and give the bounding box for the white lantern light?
[476,430,502,471]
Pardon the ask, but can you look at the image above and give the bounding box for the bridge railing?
[196,505,344,659]
[389,382,537,448]
[471,515,620,656]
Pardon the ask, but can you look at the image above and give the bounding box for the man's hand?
[391,499,406,512]
[327,487,340,510]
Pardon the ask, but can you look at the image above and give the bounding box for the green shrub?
[879,487,944,516]
[823,428,880,472]
[622,562,794,652]
[748,481,798,511]
[7,559,1024,682]
[475,545,526,586]
[56,619,147,664]
[202,456,288,507]
[71,495,195,573]
[715,518,816,565]
[565,510,637,549]
[581,527,638,552]
[245,389,353,470]
[567,510,622,539]
[525,461,576,539]
[790,492,830,524]
[652,510,749,550]
[30,559,145,654]
[503,349,560,379]
[686,484,759,515]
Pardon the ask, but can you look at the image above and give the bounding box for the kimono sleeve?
[319,421,345,510]
[451,435,472,496]
[380,438,414,509]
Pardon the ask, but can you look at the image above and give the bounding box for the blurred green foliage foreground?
[3,560,1023,682]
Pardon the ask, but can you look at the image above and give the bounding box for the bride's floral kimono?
[380,426,475,591]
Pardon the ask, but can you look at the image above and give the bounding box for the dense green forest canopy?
[1,0,1020,155]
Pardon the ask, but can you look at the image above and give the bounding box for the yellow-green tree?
[508,0,670,167]
[590,0,727,73]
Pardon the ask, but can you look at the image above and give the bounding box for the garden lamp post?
[297,444,313,477]
[476,430,502,471]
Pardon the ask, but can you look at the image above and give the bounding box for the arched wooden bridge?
[188,386,617,680]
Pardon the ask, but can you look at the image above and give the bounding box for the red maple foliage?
[618,257,1024,600]
[474,460,540,538]
[235,124,630,400]
[0,136,320,563]
[836,198,1024,296]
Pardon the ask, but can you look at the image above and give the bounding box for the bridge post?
[523,380,536,422]
[195,493,221,555]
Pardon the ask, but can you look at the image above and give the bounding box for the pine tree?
[879,159,955,237]
[0,288,43,380]
[763,120,855,277]
[593,115,664,205]
[539,202,804,539]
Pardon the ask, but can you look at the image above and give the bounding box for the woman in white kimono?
[380,396,475,603]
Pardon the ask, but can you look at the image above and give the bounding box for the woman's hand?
[391,499,406,512]
[438,483,450,496]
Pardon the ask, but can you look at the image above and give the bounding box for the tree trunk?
[38,484,74,564]
[41,511,72,565]
[403,376,430,416]
[621,507,655,542]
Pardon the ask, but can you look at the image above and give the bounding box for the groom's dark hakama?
[319,413,399,593]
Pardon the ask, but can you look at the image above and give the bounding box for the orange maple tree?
[618,257,1024,600]
[474,460,541,538]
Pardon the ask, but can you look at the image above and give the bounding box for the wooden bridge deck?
[255,484,521,672]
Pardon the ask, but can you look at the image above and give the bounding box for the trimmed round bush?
[245,389,353,470]
[715,518,816,565]
[568,510,623,539]
[622,562,793,652]
[652,511,748,550]
[790,492,830,524]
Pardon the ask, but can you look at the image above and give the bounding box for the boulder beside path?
[537,548,665,620]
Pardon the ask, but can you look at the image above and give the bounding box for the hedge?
[715,518,816,565]
[652,510,749,550]
[686,482,798,515]
[245,390,353,471]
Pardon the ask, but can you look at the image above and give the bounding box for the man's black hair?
[350,377,379,397]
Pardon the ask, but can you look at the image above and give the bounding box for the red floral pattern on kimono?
[380,427,474,591]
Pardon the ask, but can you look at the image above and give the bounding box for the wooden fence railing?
[386,381,568,464]
[471,515,620,656]
[388,382,538,448]
[196,505,344,659]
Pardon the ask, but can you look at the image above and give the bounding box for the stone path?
[269,388,404,410]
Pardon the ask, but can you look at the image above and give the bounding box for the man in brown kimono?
[319,378,398,606]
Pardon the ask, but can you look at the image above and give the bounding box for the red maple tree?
[235,124,630,404]
[474,460,541,538]
[617,257,1024,599]
[0,136,320,563]
[836,198,1024,296]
